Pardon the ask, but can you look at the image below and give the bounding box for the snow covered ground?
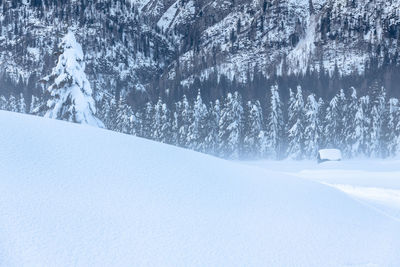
[1,110,400,266]
[248,160,400,222]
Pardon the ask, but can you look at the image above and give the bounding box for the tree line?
[1,80,399,161]
[95,83,400,160]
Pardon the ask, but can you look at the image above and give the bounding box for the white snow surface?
[1,111,400,266]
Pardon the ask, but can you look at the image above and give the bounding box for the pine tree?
[142,102,154,139]
[115,101,134,135]
[287,86,305,159]
[160,102,172,144]
[304,94,320,159]
[17,93,26,113]
[152,98,163,142]
[352,97,365,157]
[43,31,103,127]
[187,90,208,152]
[359,96,372,156]
[218,92,243,159]
[179,95,192,148]
[172,101,182,146]
[344,87,358,158]
[98,96,117,130]
[7,95,18,112]
[132,111,142,137]
[370,86,386,157]
[243,101,263,158]
[385,98,399,157]
[204,100,220,155]
[0,96,7,110]
[317,98,326,149]
[266,85,284,159]
[325,89,346,150]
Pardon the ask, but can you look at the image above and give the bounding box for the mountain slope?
[0,111,399,266]
[1,0,400,106]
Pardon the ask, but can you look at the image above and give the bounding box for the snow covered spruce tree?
[17,93,26,113]
[204,100,221,155]
[178,95,192,148]
[0,96,7,110]
[304,94,320,159]
[218,92,244,159]
[115,100,135,135]
[385,98,399,157]
[243,101,263,158]
[351,96,365,157]
[142,102,154,139]
[172,101,182,146]
[316,97,326,148]
[370,86,387,157]
[325,89,346,151]
[358,96,373,156]
[344,87,359,158]
[7,95,18,112]
[160,102,172,144]
[187,90,208,152]
[43,31,103,127]
[266,85,284,159]
[98,95,117,130]
[287,86,305,160]
[152,98,172,143]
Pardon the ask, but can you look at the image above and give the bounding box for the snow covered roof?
[318,149,342,161]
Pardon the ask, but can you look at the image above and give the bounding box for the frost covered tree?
[17,93,26,113]
[218,92,243,159]
[115,101,134,135]
[152,98,172,144]
[304,94,320,159]
[266,85,284,159]
[370,86,386,157]
[172,101,182,146]
[160,102,172,144]
[287,86,305,159]
[243,101,263,158]
[344,87,358,157]
[204,100,221,155]
[98,96,117,130]
[178,95,192,148]
[43,31,103,127]
[132,111,143,137]
[187,90,208,152]
[152,98,163,142]
[7,95,18,112]
[358,96,372,156]
[0,96,7,110]
[142,102,154,139]
[317,98,326,148]
[384,98,399,157]
[325,89,346,150]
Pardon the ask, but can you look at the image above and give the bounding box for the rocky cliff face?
[1,0,400,108]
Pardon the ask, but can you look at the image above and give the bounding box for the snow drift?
[0,111,399,266]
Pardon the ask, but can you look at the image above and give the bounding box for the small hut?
[317,149,342,163]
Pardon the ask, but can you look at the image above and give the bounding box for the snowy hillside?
[1,111,400,266]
